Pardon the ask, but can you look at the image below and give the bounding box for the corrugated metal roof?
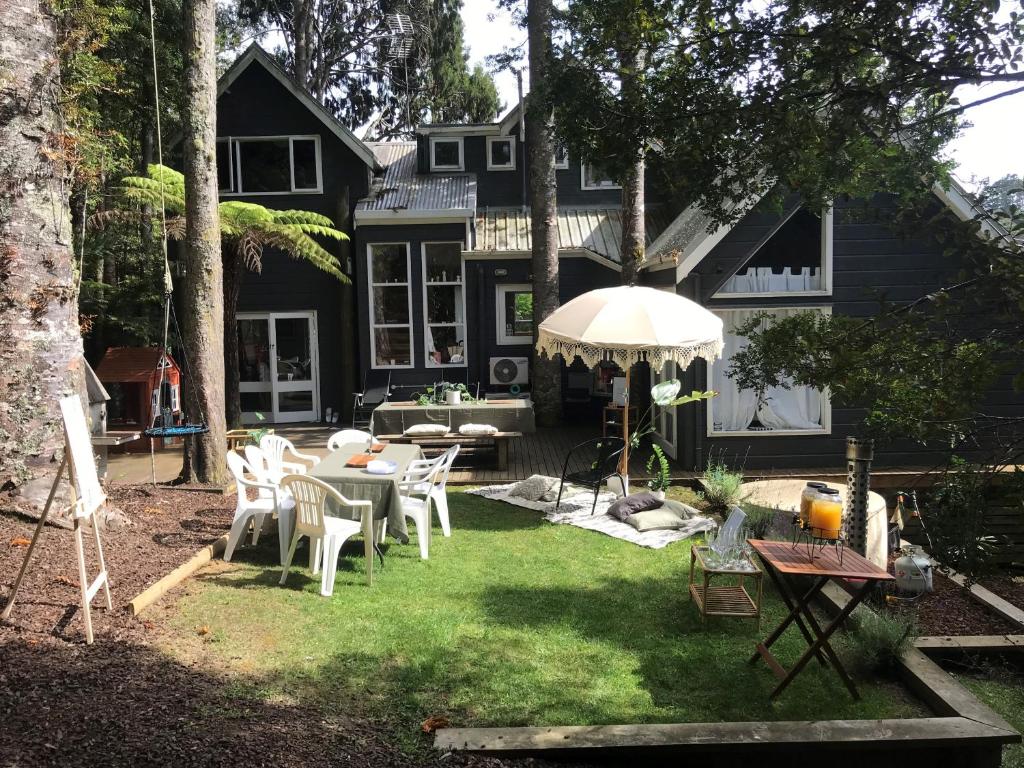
[96,347,178,383]
[357,142,476,213]
[475,208,665,263]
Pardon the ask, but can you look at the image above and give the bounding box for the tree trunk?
[180,0,227,484]
[292,0,314,93]
[0,1,87,505]
[223,248,242,429]
[620,156,645,285]
[526,0,562,427]
[618,43,646,285]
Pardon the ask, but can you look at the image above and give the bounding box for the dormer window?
[581,163,620,190]
[430,137,464,171]
[487,136,515,171]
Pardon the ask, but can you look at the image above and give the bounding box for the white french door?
[651,361,679,459]
[237,311,320,424]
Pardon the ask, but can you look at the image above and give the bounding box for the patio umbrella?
[536,285,724,479]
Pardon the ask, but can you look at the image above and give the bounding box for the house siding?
[676,194,1019,471]
[216,60,371,421]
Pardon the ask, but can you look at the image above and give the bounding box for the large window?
[708,307,830,436]
[422,243,466,367]
[486,136,515,170]
[581,163,620,190]
[715,208,833,297]
[216,135,322,194]
[430,136,464,171]
[496,284,533,344]
[367,243,413,368]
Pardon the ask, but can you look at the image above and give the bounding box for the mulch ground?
[977,572,1024,613]
[895,571,1022,636]
[0,485,591,768]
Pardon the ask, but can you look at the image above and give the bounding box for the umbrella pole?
[620,366,631,480]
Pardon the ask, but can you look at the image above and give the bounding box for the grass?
[163,490,925,743]
[953,663,1024,768]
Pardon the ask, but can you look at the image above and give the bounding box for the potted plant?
[645,444,671,499]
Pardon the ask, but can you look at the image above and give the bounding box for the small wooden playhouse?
[95,347,182,452]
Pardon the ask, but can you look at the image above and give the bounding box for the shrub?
[645,444,671,492]
[698,458,745,512]
[847,608,917,674]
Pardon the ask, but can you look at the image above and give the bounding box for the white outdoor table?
[740,478,889,569]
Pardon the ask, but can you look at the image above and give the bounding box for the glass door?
[238,311,320,424]
[651,362,679,459]
[271,312,319,422]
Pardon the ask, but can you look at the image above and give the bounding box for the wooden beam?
[435,717,1014,756]
[129,534,228,616]
[944,571,1024,631]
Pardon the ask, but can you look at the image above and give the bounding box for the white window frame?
[486,136,516,171]
[706,305,832,437]
[367,242,414,370]
[221,134,323,196]
[554,143,569,170]
[429,136,464,171]
[216,137,236,193]
[714,207,834,298]
[421,242,468,369]
[496,284,533,345]
[580,163,621,191]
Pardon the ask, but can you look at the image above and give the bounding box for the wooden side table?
[688,545,764,628]
[602,405,638,437]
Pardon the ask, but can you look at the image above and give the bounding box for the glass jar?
[799,482,828,524]
[808,487,843,540]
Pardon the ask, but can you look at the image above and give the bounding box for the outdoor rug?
[466,483,716,549]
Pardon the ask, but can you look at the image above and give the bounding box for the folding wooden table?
[747,539,894,700]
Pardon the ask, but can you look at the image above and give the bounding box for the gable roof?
[96,347,178,383]
[218,44,380,172]
[355,142,476,222]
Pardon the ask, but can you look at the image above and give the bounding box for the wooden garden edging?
[128,534,228,616]
[435,579,1020,766]
[943,570,1024,630]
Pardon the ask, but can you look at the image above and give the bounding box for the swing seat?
[144,424,209,438]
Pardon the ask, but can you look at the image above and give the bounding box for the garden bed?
[978,574,1024,613]
[895,571,1022,637]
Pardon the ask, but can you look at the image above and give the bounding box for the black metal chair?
[555,437,628,514]
[352,371,391,428]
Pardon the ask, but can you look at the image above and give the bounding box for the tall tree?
[180,0,227,484]
[230,0,500,134]
[0,1,87,505]
[526,0,562,426]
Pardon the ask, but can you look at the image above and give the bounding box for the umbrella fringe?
[536,333,724,371]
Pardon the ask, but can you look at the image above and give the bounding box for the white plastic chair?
[279,474,374,594]
[224,451,296,566]
[406,445,460,537]
[260,434,321,483]
[327,429,372,451]
[396,458,444,559]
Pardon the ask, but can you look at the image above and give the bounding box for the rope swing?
[143,0,208,442]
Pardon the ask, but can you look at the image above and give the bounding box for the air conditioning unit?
[489,356,529,386]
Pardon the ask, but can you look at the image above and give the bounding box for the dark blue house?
[214,44,1018,471]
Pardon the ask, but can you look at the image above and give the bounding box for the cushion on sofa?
[626,508,685,532]
[607,492,664,522]
[403,423,450,436]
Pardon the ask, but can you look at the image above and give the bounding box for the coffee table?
[688,545,763,628]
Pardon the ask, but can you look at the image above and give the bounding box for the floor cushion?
[508,474,559,501]
[607,492,664,522]
[627,507,686,532]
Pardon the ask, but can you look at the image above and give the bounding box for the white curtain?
[712,308,825,432]
[719,266,820,295]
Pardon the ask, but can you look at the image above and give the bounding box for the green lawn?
[165,490,925,740]
[954,667,1024,768]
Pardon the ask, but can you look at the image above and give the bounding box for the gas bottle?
[894,545,934,594]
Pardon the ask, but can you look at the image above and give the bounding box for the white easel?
[1,395,113,644]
